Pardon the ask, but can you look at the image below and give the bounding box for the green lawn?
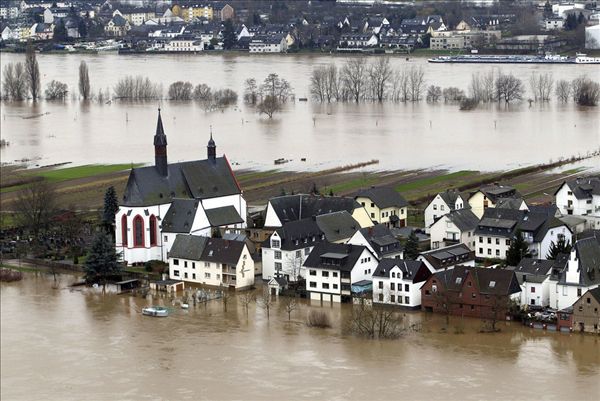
[35,164,141,182]
[395,171,477,193]
[328,177,376,194]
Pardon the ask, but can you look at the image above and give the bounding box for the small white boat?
[142,306,169,317]
[181,303,189,309]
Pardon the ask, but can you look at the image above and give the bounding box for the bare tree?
[78,60,91,100]
[220,287,232,312]
[390,68,409,102]
[555,79,571,103]
[529,72,553,102]
[408,66,425,102]
[282,297,298,321]
[243,78,258,104]
[495,72,524,103]
[113,76,161,100]
[45,80,68,100]
[257,288,274,320]
[25,44,41,101]
[571,75,599,106]
[260,73,294,102]
[2,62,28,101]
[426,85,442,102]
[368,57,393,102]
[345,296,404,339]
[239,292,255,316]
[257,95,281,118]
[310,66,326,102]
[324,64,341,102]
[193,83,212,101]
[168,81,193,100]
[14,179,57,238]
[442,87,466,102]
[342,57,367,103]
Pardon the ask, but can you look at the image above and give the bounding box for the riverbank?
[1,154,597,229]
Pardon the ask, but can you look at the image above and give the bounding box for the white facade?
[549,250,599,310]
[355,196,407,228]
[168,245,254,289]
[372,265,425,308]
[249,36,288,53]
[261,231,315,282]
[306,248,378,303]
[545,18,565,31]
[424,193,465,232]
[429,214,476,251]
[555,182,600,230]
[164,38,203,52]
[346,230,403,259]
[518,279,550,307]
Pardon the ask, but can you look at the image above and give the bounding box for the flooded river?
[1,273,599,400]
[1,53,599,171]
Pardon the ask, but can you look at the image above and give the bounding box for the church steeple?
[207,126,216,162]
[154,108,168,176]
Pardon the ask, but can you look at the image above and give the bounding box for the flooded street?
[1,53,599,171]
[2,273,599,400]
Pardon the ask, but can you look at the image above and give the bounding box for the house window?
[184,272,188,279]
[310,270,317,276]
[479,237,483,243]
[173,270,180,276]
[184,261,188,268]
[305,248,310,255]
[309,281,317,288]
[296,250,301,258]
[433,205,437,210]
[164,235,168,242]
[332,272,338,277]
[271,239,280,248]
[577,288,582,296]
[121,215,128,246]
[333,284,338,289]
[392,272,396,278]
[133,215,144,247]
[495,238,499,245]
[205,272,210,279]
[390,283,395,291]
[378,293,383,302]
[378,281,383,289]
[322,271,329,277]
[506,239,510,246]
[371,213,375,218]
[487,249,492,255]
[274,262,282,271]
[405,284,409,291]
[149,215,158,246]
[586,297,591,304]
[322,283,329,289]
[479,248,483,254]
[487,238,491,244]
[371,203,374,208]
[173,259,179,266]
[192,273,196,279]
[496,250,500,256]
[390,295,395,303]
[204,262,210,267]
[531,287,536,293]
[274,251,282,260]
[405,296,409,304]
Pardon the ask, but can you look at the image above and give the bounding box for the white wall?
[372,266,424,308]
[424,194,451,232]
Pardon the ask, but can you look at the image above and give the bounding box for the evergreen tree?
[506,230,531,266]
[222,19,237,50]
[546,237,572,260]
[543,1,552,18]
[102,186,119,230]
[53,19,67,42]
[577,12,585,25]
[78,18,88,38]
[84,232,121,289]
[404,230,420,260]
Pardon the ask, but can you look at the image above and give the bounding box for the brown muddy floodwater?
[1,272,599,401]
[1,53,599,172]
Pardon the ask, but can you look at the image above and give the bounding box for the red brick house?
[421,266,521,320]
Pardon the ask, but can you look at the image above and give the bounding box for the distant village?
[1,0,600,53]
[99,109,600,334]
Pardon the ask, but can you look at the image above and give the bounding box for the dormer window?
[271,239,280,248]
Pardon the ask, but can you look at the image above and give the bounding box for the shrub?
[306,310,331,328]
[459,97,479,110]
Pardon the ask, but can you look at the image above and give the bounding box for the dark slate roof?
[267,194,361,226]
[205,206,243,227]
[419,244,475,271]
[315,211,360,243]
[201,237,246,265]
[586,287,600,304]
[373,258,427,283]
[121,156,241,207]
[573,233,600,287]
[355,186,407,209]
[431,265,473,291]
[270,218,324,251]
[508,258,554,284]
[496,198,525,210]
[168,235,208,260]
[358,225,403,256]
[161,199,199,233]
[438,190,463,210]
[473,184,521,203]
[471,268,521,296]
[444,209,479,232]
[555,177,600,200]
[303,242,369,272]
[474,208,567,242]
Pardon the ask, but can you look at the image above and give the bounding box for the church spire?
[207,126,216,162]
[154,108,168,176]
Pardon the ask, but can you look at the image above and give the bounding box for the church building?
[115,110,247,265]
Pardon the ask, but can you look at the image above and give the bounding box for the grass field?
[35,164,141,182]
[395,170,477,193]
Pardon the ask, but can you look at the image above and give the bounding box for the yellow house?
[468,184,521,218]
[181,5,214,21]
[355,187,408,228]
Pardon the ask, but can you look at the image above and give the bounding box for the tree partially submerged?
[79,60,91,100]
[84,232,121,291]
[2,62,28,101]
[14,179,57,238]
[45,80,68,100]
[345,297,405,339]
[257,95,281,119]
[25,44,41,101]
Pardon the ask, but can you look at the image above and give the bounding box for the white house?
[424,190,467,233]
[586,25,600,50]
[304,242,378,303]
[545,17,565,31]
[346,224,403,259]
[474,208,572,260]
[549,233,600,310]
[339,33,378,48]
[429,208,479,250]
[555,177,600,230]
[507,258,555,307]
[164,35,203,52]
[168,235,254,290]
[354,186,408,228]
[264,194,372,229]
[417,243,475,273]
[372,259,432,309]
[468,184,521,219]
[115,110,246,265]
[249,34,288,53]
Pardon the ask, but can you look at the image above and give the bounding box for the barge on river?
[428,53,600,64]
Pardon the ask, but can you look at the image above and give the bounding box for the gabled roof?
[508,258,554,284]
[121,157,241,207]
[419,244,474,271]
[168,234,208,260]
[555,177,600,200]
[161,199,199,233]
[358,224,403,256]
[205,205,243,227]
[315,211,359,243]
[303,242,369,272]
[473,184,521,203]
[573,233,600,287]
[474,208,567,241]
[269,218,324,251]
[355,186,407,209]
[373,258,428,283]
[585,287,600,304]
[267,194,361,226]
[438,189,464,209]
[201,237,246,265]
[441,209,479,232]
[471,268,521,296]
[430,265,473,291]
